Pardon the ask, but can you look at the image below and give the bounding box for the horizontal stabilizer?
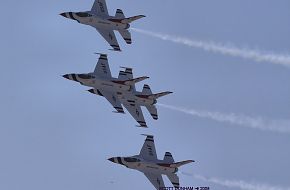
[122,15,146,24]
[149,91,173,99]
[167,173,180,188]
[118,30,132,44]
[145,105,158,120]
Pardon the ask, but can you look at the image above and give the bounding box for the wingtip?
[94,52,107,56]
[109,48,122,52]
[141,134,153,137]
[113,111,125,114]
[120,66,133,70]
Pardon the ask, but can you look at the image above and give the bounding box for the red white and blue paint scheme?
[60,0,145,51]
[85,56,172,127]
[108,135,194,189]
[63,54,171,128]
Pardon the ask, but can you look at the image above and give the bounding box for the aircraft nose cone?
[60,13,67,18]
[108,157,115,163]
[62,74,69,79]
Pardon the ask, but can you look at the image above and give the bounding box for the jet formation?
[60,0,145,51]
[108,135,194,189]
[60,0,194,189]
[63,54,172,128]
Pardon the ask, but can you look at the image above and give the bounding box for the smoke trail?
[131,28,290,67]
[158,103,290,134]
[181,172,290,190]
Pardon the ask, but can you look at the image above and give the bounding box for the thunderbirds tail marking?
[115,9,125,19]
[163,152,174,163]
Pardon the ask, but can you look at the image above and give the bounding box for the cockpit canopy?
[78,74,95,79]
[75,12,92,17]
[124,157,141,162]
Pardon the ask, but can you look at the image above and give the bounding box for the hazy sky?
[0,1,290,190]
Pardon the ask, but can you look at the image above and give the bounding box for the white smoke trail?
[181,172,290,190]
[158,103,290,134]
[131,28,290,67]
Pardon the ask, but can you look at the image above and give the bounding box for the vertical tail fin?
[148,91,173,99]
[142,84,152,95]
[171,160,194,168]
[115,9,125,19]
[118,67,133,80]
[123,76,149,86]
[118,67,136,92]
[122,15,146,24]
[163,152,175,163]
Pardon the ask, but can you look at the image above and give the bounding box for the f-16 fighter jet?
[108,135,194,189]
[60,0,145,51]
[63,54,170,127]
[87,67,172,127]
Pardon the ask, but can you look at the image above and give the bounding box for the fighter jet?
[60,0,145,51]
[87,67,172,127]
[108,135,194,189]
[63,55,171,127]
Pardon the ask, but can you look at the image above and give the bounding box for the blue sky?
[0,0,290,190]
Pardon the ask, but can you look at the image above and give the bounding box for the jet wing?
[167,173,180,188]
[144,172,165,190]
[94,54,112,78]
[139,135,157,161]
[91,0,109,16]
[98,89,124,113]
[122,100,147,127]
[96,28,121,51]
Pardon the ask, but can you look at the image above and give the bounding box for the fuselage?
[117,91,157,106]
[61,12,130,30]
[63,73,131,92]
[63,73,157,107]
[109,156,178,175]
[87,85,157,106]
